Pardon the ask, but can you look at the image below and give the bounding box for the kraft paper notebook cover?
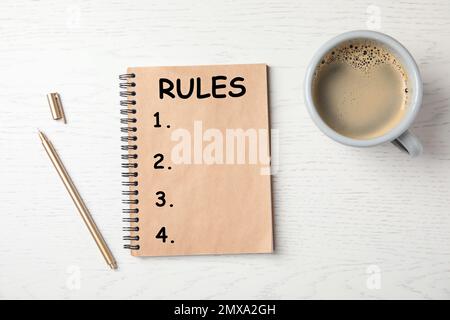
[120,64,273,256]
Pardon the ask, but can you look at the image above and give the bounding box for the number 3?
[155,191,166,207]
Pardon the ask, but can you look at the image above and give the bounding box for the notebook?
[120,64,273,256]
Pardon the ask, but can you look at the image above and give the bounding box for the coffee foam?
[315,39,408,81]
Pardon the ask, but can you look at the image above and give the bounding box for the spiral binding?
[120,73,140,251]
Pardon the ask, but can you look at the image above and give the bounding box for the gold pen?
[39,131,117,270]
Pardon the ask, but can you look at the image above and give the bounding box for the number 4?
[155,227,168,243]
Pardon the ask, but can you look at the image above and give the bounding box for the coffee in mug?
[305,31,423,156]
[312,39,409,140]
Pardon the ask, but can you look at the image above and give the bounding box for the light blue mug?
[304,30,423,157]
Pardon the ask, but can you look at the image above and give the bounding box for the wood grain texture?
[0,0,449,299]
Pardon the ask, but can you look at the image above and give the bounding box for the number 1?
[153,112,161,127]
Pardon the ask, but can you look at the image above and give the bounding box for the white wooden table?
[1,0,449,299]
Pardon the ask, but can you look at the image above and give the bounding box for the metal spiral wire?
[120,73,140,251]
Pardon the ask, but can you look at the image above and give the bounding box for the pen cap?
[47,93,65,121]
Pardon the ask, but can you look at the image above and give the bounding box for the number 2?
[153,153,164,169]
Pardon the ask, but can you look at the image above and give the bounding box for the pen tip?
[38,130,46,141]
[109,262,118,270]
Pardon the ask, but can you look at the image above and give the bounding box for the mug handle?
[391,130,423,157]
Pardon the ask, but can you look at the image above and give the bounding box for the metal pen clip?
[47,93,67,124]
